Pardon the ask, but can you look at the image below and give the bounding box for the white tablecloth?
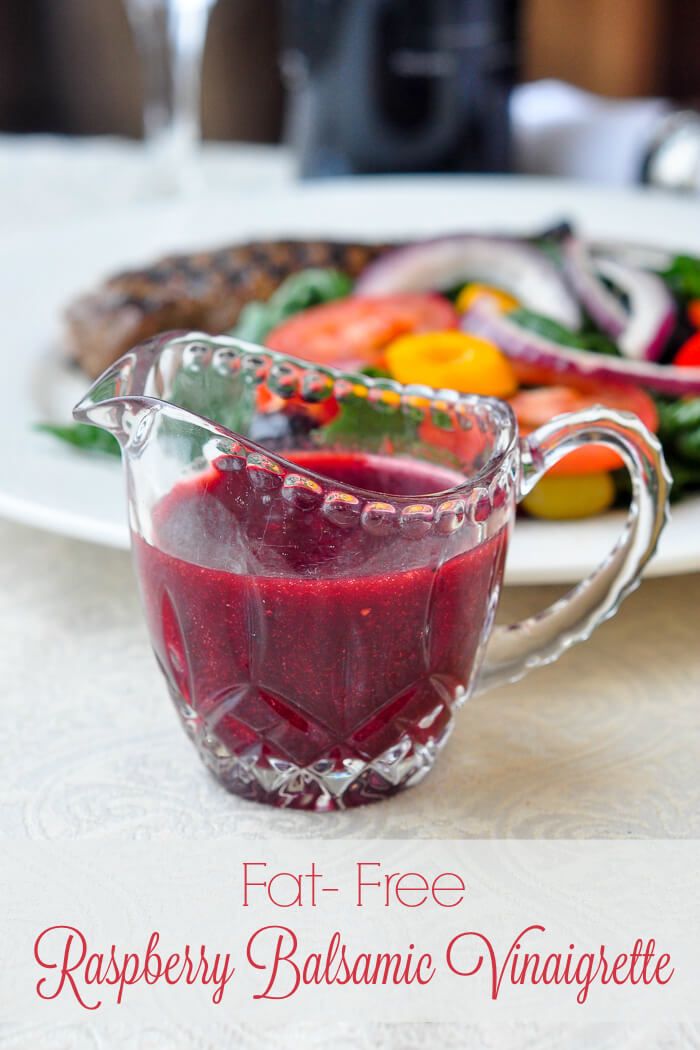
[3,514,698,1047]
[0,135,295,236]
[1,136,699,1049]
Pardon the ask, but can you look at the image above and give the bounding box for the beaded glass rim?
[76,330,519,504]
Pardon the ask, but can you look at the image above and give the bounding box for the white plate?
[1,175,699,584]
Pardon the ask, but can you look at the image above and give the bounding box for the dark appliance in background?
[281,0,520,177]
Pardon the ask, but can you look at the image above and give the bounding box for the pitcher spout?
[73,372,141,447]
[72,332,178,442]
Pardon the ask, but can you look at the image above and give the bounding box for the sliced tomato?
[509,383,658,476]
[256,384,339,425]
[265,293,458,370]
[418,415,490,472]
[673,332,700,368]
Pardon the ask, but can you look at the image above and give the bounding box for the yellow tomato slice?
[456,282,520,315]
[385,330,518,398]
[522,472,616,520]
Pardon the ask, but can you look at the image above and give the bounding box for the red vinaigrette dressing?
[132,450,508,804]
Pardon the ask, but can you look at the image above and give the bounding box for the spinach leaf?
[322,395,418,448]
[36,422,121,457]
[660,255,700,300]
[653,396,700,497]
[359,365,393,380]
[320,364,418,449]
[666,458,700,499]
[511,309,620,356]
[656,396,700,439]
[231,267,353,343]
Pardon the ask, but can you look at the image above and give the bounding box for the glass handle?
[474,407,671,695]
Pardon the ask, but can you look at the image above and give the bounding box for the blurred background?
[1,0,699,182]
[2,0,699,137]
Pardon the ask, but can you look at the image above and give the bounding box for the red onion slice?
[594,256,677,362]
[355,235,582,330]
[462,297,700,396]
[562,237,627,338]
[590,240,674,272]
[562,236,676,361]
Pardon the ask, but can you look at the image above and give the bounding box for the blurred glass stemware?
[124,0,219,192]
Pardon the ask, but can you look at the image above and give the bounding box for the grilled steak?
[65,239,390,378]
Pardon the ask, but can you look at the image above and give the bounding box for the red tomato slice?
[256,384,339,425]
[674,332,700,368]
[509,384,658,476]
[265,294,458,369]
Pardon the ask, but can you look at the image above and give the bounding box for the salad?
[44,226,700,520]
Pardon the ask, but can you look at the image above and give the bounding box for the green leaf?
[511,308,620,356]
[322,396,418,448]
[660,254,700,300]
[36,422,121,457]
[675,428,700,463]
[230,267,354,344]
[665,457,700,500]
[359,365,393,380]
[232,301,271,343]
[652,395,700,496]
[657,396,700,439]
[319,364,419,448]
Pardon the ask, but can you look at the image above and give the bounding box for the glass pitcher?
[74,332,670,811]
